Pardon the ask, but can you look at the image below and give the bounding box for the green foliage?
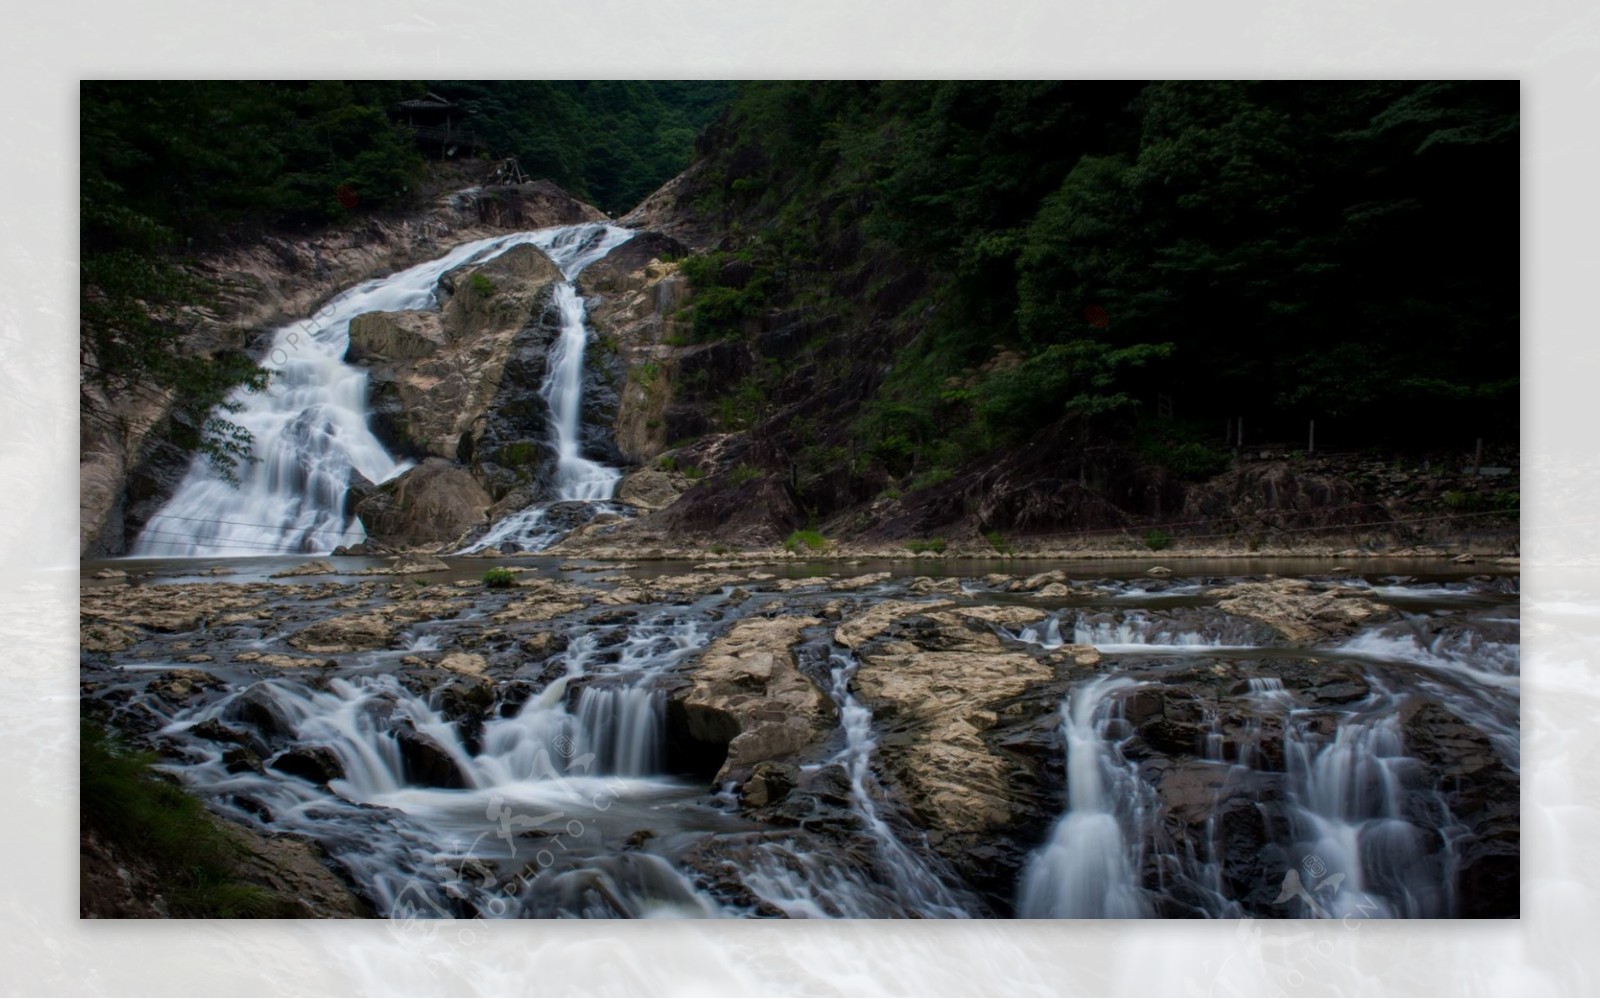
[468,272,497,296]
[634,360,662,386]
[683,464,707,481]
[1144,528,1173,552]
[984,529,1015,554]
[1135,418,1233,480]
[80,721,297,917]
[679,251,775,342]
[495,441,538,467]
[906,537,946,554]
[481,567,516,588]
[728,463,763,486]
[783,529,830,554]
[908,468,956,492]
[431,81,736,214]
[708,543,732,555]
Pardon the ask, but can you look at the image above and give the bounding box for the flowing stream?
[133,223,631,558]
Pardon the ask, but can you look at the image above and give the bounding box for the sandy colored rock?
[1209,578,1391,643]
[287,613,394,653]
[673,615,835,781]
[271,559,336,578]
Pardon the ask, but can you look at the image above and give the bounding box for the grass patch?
[783,529,830,554]
[906,537,946,554]
[984,529,1015,555]
[481,567,516,588]
[81,721,298,917]
[1144,528,1173,552]
[728,464,763,486]
[468,272,497,297]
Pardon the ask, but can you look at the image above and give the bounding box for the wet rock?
[1210,578,1391,643]
[81,619,141,653]
[666,615,835,782]
[393,722,470,789]
[222,746,265,775]
[741,761,799,808]
[227,684,295,739]
[287,613,394,653]
[797,763,853,807]
[271,559,335,578]
[147,669,220,704]
[842,603,1054,888]
[270,746,345,785]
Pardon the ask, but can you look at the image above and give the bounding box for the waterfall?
[456,226,632,554]
[1018,674,1153,918]
[162,606,709,917]
[132,223,632,558]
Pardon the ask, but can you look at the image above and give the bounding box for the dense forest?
[667,82,1518,492]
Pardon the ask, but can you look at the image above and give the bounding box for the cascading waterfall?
[162,605,712,917]
[133,223,632,558]
[456,226,633,553]
[1018,674,1153,918]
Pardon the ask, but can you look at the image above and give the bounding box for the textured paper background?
[4,1,1595,993]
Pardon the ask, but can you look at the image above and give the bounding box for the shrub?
[728,464,763,486]
[907,467,955,492]
[709,543,731,555]
[784,529,830,554]
[468,272,497,297]
[1144,528,1173,552]
[906,537,947,554]
[481,567,516,588]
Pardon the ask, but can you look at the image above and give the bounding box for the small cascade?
[160,607,714,917]
[1018,675,1153,918]
[456,226,634,554]
[818,649,972,917]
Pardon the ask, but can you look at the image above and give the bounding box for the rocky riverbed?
[80,557,1519,918]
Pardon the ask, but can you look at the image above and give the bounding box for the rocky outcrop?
[1209,577,1392,643]
[353,459,493,550]
[579,231,693,465]
[837,603,1059,901]
[665,615,834,782]
[354,244,564,468]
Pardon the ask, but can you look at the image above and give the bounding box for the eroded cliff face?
[81,177,607,556]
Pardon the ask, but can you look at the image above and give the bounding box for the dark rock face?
[393,722,470,789]
[269,746,345,785]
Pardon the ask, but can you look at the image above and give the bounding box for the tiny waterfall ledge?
[132,223,632,558]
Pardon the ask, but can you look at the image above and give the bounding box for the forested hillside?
[668,82,1517,473]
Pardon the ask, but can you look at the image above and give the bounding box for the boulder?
[393,723,470,788]
[269,746,345,785]
[666,615,835,782]
[616,467,691,511]
[355,461,491,550]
